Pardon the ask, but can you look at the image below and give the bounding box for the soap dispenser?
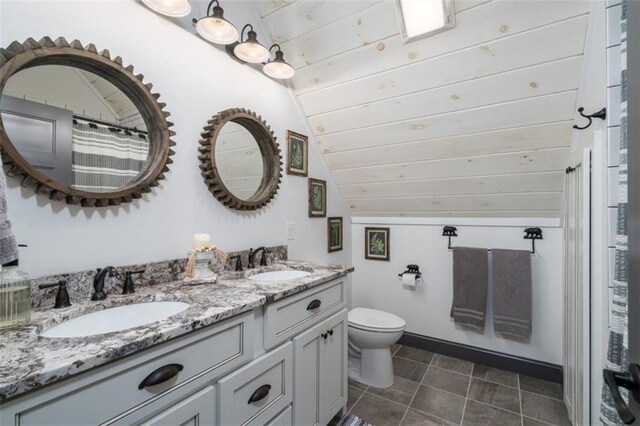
[0,259,30,330]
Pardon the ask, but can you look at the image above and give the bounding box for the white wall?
[351,217,564,365]
[0,0,351,277]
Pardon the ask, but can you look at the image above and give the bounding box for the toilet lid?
[348,308,406,331]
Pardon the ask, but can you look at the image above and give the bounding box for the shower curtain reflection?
[71,119,149,192]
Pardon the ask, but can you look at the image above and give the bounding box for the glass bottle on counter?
[0,259,30,330]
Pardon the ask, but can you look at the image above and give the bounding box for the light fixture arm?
[206,0,219,16]
[240,24,254,43]
[268,44,282,54]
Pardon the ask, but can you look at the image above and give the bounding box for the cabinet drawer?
[266,406,292,426]
[218,342,293,425]
[12,313,253,426]
[140,385,215,425]
[264,279,345,349]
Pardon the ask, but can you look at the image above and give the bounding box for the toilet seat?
[348,308,406,333]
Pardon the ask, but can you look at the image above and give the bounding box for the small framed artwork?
[365,227,390,261]
[328,217,343,252]
[286,130,308,177]
[308,178,327,217]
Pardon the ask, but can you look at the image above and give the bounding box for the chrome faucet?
[92,266,119,301]
[247,247,270,269]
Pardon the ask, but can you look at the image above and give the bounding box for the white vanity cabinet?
[293,310,348,426]
[0,276,350,426]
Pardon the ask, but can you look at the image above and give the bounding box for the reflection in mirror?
[0,65,149,193]
[214,121,264,201]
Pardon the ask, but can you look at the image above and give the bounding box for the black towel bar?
[443,226,543,254]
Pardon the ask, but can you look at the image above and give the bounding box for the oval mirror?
[214,121,263,201]
[0,37,174,207]
[2,65,149,193]
[199,108,282,211]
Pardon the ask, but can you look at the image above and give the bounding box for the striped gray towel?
[0,151,18,265]
[492,249,532,339]
[450,247,489,329]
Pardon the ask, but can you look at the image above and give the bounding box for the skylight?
[396,0,456,43]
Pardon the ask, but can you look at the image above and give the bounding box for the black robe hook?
[573,107,607,130]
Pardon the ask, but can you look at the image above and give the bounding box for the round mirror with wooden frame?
[0,37,175,207]
[198,108,282,211]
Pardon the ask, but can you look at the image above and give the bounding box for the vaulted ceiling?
[256,0,590,218]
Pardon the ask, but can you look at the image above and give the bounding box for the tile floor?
[336,344,570,426]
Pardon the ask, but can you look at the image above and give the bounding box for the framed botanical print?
[328,217,343,252]
[286,130,308,177]
[308,178,327,217]
[365,227,390,261]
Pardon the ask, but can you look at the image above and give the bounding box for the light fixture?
[263,44,295,80]
[233,24,270,64]
[140,0,191,17]
[195,0,238,45]
[395,0,455,43]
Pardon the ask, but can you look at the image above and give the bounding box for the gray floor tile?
[523,416,555,426]
[350,392,407,426]
[396,346,435,364]
[433,354,474,375]
[391,343,402,355]
[402,408,456,426]
[410,385,466,424]
[521,391,571,426]
[348,385,364,411]
[394,356,428,382]
[368,375,420,406]
[422,366,471,397]
[519,375,563,400]
[467,378,521,413]
[462,400,522,426]
[349,378,369,391]
[472,364,518,388]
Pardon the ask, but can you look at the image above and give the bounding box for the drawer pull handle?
[307,299,322,310]
[248,384,271,404]
[322,333,328,340]
[328,329,334,336]
[138,364,184,390]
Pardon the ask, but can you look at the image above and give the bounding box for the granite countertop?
[0,260,353,401]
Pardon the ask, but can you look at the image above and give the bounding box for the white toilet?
[347,307,406,388]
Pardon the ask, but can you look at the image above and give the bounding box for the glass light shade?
[196,17,238,44]
[234,41,270,64]
[141,0,191,17]
[263,52,295,79]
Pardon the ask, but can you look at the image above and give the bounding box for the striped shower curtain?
[71,121,149,192]
[601,0,629,424]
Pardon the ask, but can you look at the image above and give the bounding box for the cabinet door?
[140,385,215,426]
[293,322,324,426]
[321,310,348,424]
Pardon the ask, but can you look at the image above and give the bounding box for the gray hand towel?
[450,247,489,329]
[0,152,18,265]
[492,249,532,339]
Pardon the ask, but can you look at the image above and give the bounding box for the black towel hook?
[573,107,607,130]
[442,226,457,250]
[523,227,543,254]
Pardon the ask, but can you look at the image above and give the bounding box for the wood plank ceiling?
[255,0,590,218]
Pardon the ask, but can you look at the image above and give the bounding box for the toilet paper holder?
[398,264,421,279]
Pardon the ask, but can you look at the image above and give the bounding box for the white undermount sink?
[248,270,311,282]
[40,301,191,338]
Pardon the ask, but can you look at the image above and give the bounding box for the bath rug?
[337,414,372,426]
